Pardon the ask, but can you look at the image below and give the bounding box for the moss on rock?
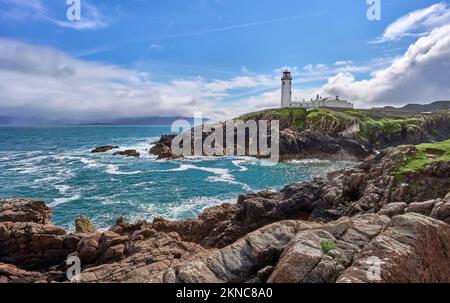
[394,139,450,180]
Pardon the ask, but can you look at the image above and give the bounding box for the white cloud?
[291,59,393,84]
[0,0,110,30]
[149,44,164,51]
[240,87,320,113]
[240,66,250,74]
[0,0,48,20]
[320,24,450,107]
[334,60,354,66]
[373,2,450,43]
[0,38,281,121]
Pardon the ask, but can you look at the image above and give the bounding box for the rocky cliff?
[150,108,450,161]
[1,140,450,283]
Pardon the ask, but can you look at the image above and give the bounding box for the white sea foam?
[80,157,102,168]
[231,159,250,172]
[50,194,81,207]
[55,184,71,195]
[14,166,41,174]
[184,156,222,162]
[168,164,230,175]
[166,196,236,220]
[96,194,122,205]
[14,155,48,165]
[288,159,332,165]
[105,164,141,175]
[163,163,252,190]
[34,176,60,183]
[117,137,159,159]
[206,176,252,191]
[170,164,235,181]
[51,155,79,162]
[133,181,156,187]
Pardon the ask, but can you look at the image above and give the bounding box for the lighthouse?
[281,69,292,108]
[279,69,353,109]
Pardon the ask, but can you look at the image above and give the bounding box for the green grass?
[238,108,308,130]
[307,109,339,123]
[358,116,427,147]
[273,108,308,130]
[320,240,337,255]
[344,110,369,120]
[395,139,450,180]
[238,108,445,148]
[305,109,360,135]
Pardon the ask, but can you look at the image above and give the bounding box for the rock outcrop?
[0,263,46,283]
[0,199,83,272]
[149,125,373,161]
[76,231,207,282]
[91,146,119,153]
[150,135,182,160]
[113,150,140,158]
[0,199,51,224]
[337,213,450,283]
[75,215,97,234]
[267,214,390,283]
[149,108,450,161]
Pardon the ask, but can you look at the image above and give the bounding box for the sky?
[0,0,450,121]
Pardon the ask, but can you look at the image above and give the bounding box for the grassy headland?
[238,107,450,150]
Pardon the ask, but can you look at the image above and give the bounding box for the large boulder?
[267,214,389,283]
[76,234,102,265]
[430,196,450,225]
[337,213,450,283]
[0,263,46,283]
[378,202,407,217]
[405,200,437,216]
[75,215,97,234]
[0,199,52,224]
[113,150,140,158]
[173,221,319,283]
[0,222,81,270]
[91,146,119,153]
[77,231,206,283]
[0,199,83,271]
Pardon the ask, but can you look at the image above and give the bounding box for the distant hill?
[0,117,12,125]
[0,116,48,125]
[379,101,450,113]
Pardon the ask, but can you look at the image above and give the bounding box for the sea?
[0,125,355,231]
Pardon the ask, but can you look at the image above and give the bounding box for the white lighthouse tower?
[281,69,292,108]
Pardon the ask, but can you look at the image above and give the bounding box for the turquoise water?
[0,126,355,231]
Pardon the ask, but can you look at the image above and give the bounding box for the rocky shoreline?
[1,141,450,283]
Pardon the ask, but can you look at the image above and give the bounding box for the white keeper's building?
[280,70,354,109]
